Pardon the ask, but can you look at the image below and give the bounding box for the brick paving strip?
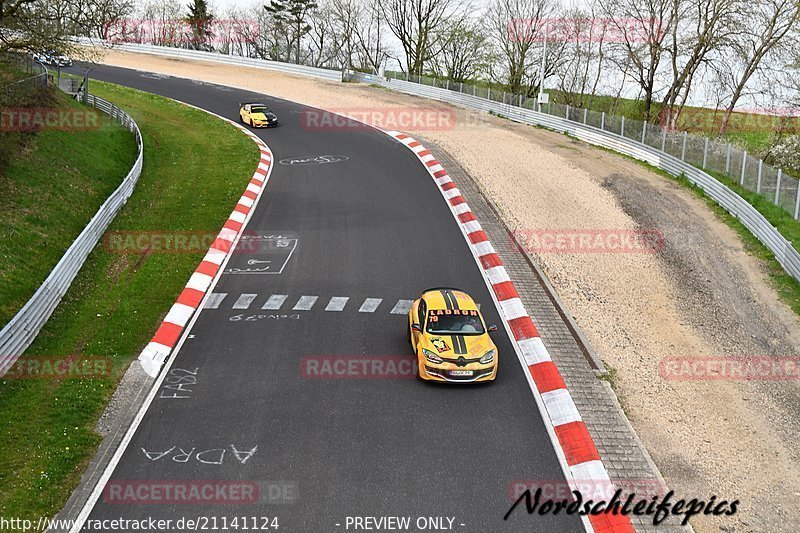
[419,135,689,532]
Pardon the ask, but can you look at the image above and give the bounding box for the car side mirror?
[411,323,422,332]
[487,324,498,332]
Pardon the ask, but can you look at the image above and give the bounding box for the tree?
[487,0,556,96]
[602,0,676,120]
[660,0,739,128]
[185,0,213,50]
[1,0,130,55]
[380,0,467,75]
[265,0,317,64]
[432,17,491,82]
[553,2,609,107]
[715,0,800,135]
[352,0,389,73]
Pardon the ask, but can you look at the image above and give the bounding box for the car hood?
[251,113,276,121]
[421,334,494,359]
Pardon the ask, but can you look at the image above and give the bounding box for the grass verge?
[0,80,258,524]
[0,90,138,326]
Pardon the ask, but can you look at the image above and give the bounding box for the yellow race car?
[408,288,498,383]
[239,102,278,128]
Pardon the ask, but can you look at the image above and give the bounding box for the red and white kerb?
[138,126,272,377]
[386,130,634,533]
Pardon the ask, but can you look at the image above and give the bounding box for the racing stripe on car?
[137,118,274,378]
[439,289,453,310]
[387,130,634,533]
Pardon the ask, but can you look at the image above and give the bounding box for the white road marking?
[205,293,228,309]
[262,294,288,310]
[232,293,258,309]
[390,299,413,314]
[358,298,383,313]
[325,297,350,311]
[293,295,319,310]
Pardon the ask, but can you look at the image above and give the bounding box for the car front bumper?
[420,363,496,383]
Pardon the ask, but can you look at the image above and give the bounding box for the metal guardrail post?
[661,128,667,151]
[583,108,587,124]
[601,112,605,130]
[757,160,762,193]
[565,104,569,119]
[621,116,625,136]
[641,123,646,144]
[741,151,747,185]
[775,169,782,205]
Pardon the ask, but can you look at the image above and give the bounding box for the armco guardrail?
[348,72,800,282]
[0,94,143,376]
[74,37,343,82]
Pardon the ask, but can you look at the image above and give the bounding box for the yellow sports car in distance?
[408,288,498,383]
[239,102,278,128]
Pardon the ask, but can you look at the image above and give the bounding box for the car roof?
[421,288,478,311]
[241,102,267,107]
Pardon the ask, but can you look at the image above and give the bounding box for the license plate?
[450,370,473,376]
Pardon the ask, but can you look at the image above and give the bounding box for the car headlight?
[422,348,443,364]
[479,349,495,364]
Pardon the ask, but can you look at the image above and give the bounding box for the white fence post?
[661,128,667,151]
[621,116,625,136]
[681,132,687,160]
[641,122,647,144]
[583,108,588,124]
[565,104,570,119]
[757,160,763,193]
[702,137,709,169]
[741,151,747,185]
[725,143,731,175]
[601,112,605,130]
[795,182,800,220]
[775,169,782,205]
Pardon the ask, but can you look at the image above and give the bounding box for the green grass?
[0,91,138,327]
[0,80,258,525]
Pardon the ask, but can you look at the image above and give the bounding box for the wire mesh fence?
[378,69,800,219]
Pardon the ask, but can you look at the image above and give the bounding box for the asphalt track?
[72,63,583,532]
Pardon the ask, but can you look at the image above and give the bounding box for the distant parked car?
[33,51,72,67]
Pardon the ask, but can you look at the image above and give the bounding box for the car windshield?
[426,310,485,335]
[251,107,268,114]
